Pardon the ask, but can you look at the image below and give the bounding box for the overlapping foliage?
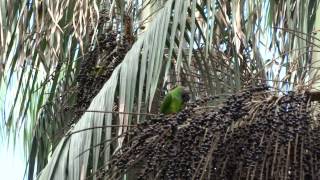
[1,0,320,179]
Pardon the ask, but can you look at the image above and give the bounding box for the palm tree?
[1,0,320,179]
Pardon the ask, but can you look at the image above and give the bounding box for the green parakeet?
[160,86,190,114]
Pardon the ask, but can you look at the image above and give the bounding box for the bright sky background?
[0,138,25,180]
[0,73,26,179]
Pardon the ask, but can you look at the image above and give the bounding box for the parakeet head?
[181,87,190,103]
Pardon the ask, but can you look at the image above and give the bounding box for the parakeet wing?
[160,93,173,114]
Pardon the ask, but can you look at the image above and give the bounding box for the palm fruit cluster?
[100,85,320,180]
[72,31,131,125]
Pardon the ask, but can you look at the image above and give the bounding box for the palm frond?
[2,0,320,179]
